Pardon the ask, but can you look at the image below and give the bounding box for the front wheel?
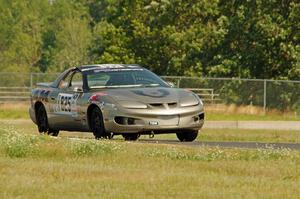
[176,130,198,142]
[122,133,140,141]
[90,107,107,139]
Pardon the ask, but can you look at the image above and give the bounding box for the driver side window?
[58,71,83,90]
[58,72,73,89]
[70,72,83,90]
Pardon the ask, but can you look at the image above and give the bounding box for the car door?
[48,71,84,130]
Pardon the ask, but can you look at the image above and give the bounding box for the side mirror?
[166,81,176,88]
[73,87,83,93]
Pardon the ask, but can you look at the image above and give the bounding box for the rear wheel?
[36,105,48,133]
[36,105,60,136]
[176,130,198,142]
[90,107,107,139]
[122,133,140,141]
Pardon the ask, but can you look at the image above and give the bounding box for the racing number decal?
[56,93,79,113]
[59,94,72,112]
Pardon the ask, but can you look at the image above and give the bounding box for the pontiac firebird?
[29,64,205,141]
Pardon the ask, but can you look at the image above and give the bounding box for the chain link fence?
[0,73,59,101]
[163,76,300,116]
[0,73,299,116]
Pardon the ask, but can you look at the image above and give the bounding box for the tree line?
[0,0,299,80]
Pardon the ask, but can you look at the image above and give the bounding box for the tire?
[36,105,49,133]
[122,133,140,141]
[48,129,59,137]
[176,130,198,142]
[90,107,107,139]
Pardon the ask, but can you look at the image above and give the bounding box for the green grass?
[0,108,29,119]
[206,113,300,121]
[0,103,29,119]
[0,127,299,199]
[1,104,299,198]
[152,128,300,143]
[198,129,300,143]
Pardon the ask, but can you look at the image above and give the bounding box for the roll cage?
[51,67,89,92]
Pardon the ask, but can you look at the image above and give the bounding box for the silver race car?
[29,64,205,141]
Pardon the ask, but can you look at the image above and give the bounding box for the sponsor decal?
[82,64,125,72]
[132,89,169,98]
[94,68,143,73]
[81,64,142,72]
[89,92,107,102]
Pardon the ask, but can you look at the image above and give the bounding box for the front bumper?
[102,104,205,133]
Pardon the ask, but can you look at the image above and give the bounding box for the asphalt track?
[138,139,300,150]
[66,136,300,150]
[1,119,300,150]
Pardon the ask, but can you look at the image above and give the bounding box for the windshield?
[86,69,169,89]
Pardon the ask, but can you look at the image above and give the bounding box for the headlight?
[180,101,199,107]
[180,94,202,107]
[180,97,199,107]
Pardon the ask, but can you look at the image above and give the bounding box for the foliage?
[0,0,299,80]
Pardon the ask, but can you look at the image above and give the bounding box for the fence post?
[263,79,267,114]
[177,77,181,88]
[211,89,214,104]
[30,73,33,90]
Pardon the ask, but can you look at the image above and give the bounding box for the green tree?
[0,0,49,72]
[0,0,299,81]
[89,21,136,64]
[49,17,92,71]
[39,0,91,72]
[211,0,300,80]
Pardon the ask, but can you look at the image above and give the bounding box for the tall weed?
[69,140,122,157]
[145,146,297,162]
[0,127,38,158]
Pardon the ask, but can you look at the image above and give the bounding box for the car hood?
[102,87,200,108]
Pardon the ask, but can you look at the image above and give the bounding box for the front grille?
[149,103,164,108]
[148,102,177,109]
[168,102,177,108]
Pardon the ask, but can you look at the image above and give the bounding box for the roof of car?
[78,64,143,72]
